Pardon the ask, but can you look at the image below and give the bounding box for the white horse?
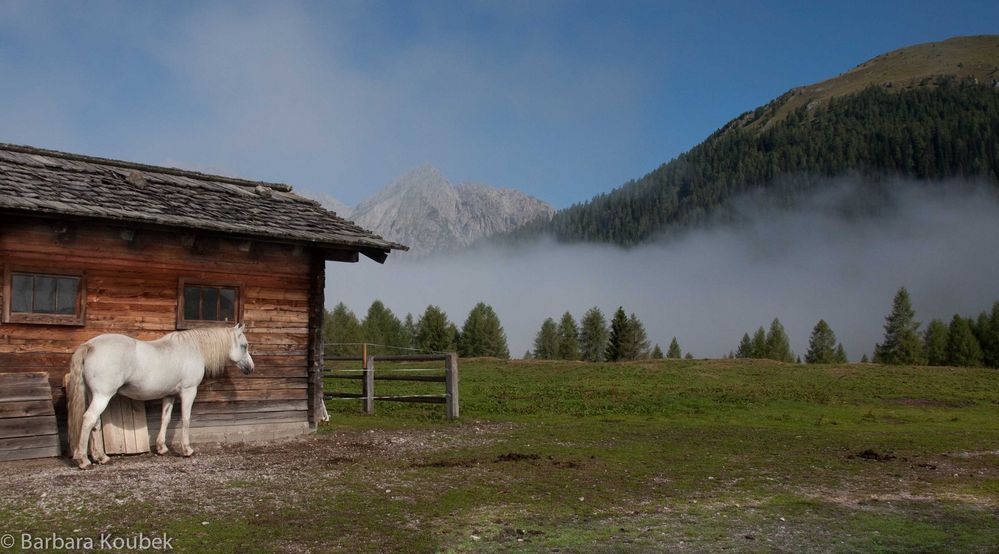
[66,324,254,469]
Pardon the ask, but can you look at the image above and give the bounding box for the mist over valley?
[329,179,999,360]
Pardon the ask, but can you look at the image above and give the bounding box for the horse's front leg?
[178,387,197,457]
[156,396,175,455]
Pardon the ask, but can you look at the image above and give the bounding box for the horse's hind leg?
[75,392,112,469]
[90,417,110,465]
[179,387,197,457]
[156,396,175,455]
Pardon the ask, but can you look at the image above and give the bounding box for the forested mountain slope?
[517,35,999,246]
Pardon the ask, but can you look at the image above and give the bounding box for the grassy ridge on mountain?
[516,36,999,246]
[741,35,999,132]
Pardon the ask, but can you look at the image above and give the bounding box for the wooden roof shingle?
[0,143,407,260]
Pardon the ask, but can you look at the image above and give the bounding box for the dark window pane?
[33,276,56,313]
[56,277,79,315]
[202,288,218,321]
[219,288,235,321]
[183,286,201,320]
[11,274,32,313]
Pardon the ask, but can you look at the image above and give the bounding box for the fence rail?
[323,347,459,419]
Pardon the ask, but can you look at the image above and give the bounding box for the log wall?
[0,215,318,451]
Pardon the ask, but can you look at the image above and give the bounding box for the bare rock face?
[305,191,353,219]
[350,165,553,255]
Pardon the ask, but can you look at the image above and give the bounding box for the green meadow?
[316,358,998,552]
[2,358,996,553]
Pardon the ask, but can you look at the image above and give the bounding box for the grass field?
[2,358,997,552]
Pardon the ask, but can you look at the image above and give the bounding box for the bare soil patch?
[0,422,516,519]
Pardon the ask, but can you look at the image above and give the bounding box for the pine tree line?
[328,289,999,368]
[531,307,686,361]
[875,287,999,368]
[734,318,797,363]
[324,301,509,359]
[730,287,999,368]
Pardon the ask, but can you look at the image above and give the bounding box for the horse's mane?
[167,327,234,378]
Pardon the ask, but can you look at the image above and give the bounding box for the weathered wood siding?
[0,215,315,447]
[0,372,60,461]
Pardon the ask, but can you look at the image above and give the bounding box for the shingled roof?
[0,143,406,261]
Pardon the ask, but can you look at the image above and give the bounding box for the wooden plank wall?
[0,215,315,450]
[99,395,150,455]
[0,372,60,461]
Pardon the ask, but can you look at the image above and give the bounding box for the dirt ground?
[0,422,514,520]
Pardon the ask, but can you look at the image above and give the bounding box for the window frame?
[2,266,87,326]
[176,278,244,330]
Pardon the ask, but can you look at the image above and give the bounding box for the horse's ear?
[235,322,244,332]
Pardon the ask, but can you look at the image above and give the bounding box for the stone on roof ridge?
[0,142,293,192]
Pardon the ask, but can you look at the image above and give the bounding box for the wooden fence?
[324,349,459,419]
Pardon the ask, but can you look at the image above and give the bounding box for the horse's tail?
[66,343,92,457]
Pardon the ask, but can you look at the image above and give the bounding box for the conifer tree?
[324,303,362,356]
[651,344,664,359]
[751,327,767,358]
[667,337,682,359]
[684,352,694,359]
[924,319,950,366]
[834,343,848,364]
[989,302,999,368]
[459,302,509,359]
[874,287,926,365]
[625,313,651,360]
[403,313,417,348]
[533,318,559,360]
[605,307,630,361]
[579,307,609,362]
[805,319,837,364]
[556,312,580,360]
[861,353,869,363]
[947,315,983,367]
[977,302,999,368]
[361,300,408,354]
[765,318,794,363]
[415,305,456,352]
[735,333,753,358]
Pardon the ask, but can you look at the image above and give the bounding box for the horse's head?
[230,323,255,375]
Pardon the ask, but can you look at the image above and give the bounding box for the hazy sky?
[1,1,996,208]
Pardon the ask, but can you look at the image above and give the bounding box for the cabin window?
[2,268,86,326]
[177,279,242,329]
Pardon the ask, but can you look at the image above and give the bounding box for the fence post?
[364,355,375,414]
[445,353,459,419]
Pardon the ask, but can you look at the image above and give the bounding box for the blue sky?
[0,1,996,208]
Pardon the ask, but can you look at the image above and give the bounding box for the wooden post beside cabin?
[0,143,407,460]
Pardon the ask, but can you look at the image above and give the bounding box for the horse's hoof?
[95,455,110,465]
[155,446,169,456]
[77,461,93,470]
[181,449,195,458]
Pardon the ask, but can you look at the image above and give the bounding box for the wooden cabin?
[0,143,405,457]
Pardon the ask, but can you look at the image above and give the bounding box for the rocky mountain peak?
[348,166,553,256]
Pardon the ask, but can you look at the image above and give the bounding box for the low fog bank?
[327,181,999,360]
